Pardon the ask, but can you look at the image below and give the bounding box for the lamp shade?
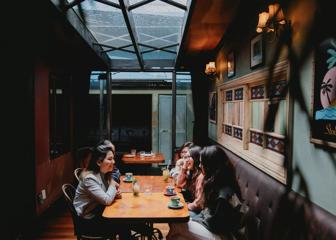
[268,3,285,24]
[257,11,269,29]
[205,61,216,75]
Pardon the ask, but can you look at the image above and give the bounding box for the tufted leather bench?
[223,148,336,240]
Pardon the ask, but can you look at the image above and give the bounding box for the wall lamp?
[256,3,287,40]
[205,61,217,77]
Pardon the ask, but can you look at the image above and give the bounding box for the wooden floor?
[34,198,169,239]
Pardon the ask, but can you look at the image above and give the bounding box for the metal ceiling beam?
[64,0,85,10]
[140,43,178,54]
[119,0,145,70]
[174,0,194,68]
[94,43,135,54]
[159,0,187,11]
[102,44,136,54]
[110,59,174,69]
[128,0,156,11]
[95,0,121,9]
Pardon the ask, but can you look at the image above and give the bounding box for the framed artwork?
[209,92,217,123]
[250,34,264,68]
[227,51,235,78]
[311,38,336,148]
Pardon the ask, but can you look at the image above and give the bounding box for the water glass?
[143,184,152,195]
[162,168,169,182]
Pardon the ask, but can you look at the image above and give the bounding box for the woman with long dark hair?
[177,145,204,215]
[167,145,243,240]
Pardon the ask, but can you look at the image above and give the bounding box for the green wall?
[211,34,336,215]
[292,54,336,214]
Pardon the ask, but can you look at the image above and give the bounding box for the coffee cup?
[170,196,180,207]
[166,186,175,195]
[125,172,133,181]
[130,149,136,155]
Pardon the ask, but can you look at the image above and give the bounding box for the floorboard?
[34,198,170,239]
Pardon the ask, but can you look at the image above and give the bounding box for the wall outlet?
[41,189,47,200]
[38,189,47,204]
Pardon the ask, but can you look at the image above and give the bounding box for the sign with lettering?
[311,38,336,147]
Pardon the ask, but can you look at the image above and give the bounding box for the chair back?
[74,168,84,182]
[62,183,81,236]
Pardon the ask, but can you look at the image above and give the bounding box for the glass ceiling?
[69,0,190,71]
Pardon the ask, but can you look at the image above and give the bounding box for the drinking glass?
[162,168,169,182]
[143,184,152,195]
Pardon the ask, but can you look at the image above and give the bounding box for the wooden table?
[119,175,176,193]
[102,176,189,224]
[121,153,165,164]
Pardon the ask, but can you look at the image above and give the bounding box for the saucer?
[164,191,177,196]
[123,177,134,183]
[168,202,184,209]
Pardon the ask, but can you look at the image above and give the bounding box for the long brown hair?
[200,145,241,208]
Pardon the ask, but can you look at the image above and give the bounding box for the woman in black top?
[167,145,244,240]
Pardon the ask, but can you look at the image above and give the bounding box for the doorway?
[111,94,152,152]
[159,95,187,164]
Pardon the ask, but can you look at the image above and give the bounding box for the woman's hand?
[115,189,122,199]
[182,158,193,171]
[110,179,119,188]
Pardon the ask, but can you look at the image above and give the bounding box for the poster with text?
[312,38,336,147]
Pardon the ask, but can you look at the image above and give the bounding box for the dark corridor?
[111,94,152,153]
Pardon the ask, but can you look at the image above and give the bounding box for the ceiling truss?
[65,0,191,71]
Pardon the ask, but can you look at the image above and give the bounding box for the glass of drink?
[162,168,169,182]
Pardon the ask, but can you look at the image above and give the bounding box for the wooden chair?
[74,168,84,182]
[62,183,116,240]
[62,183,144,240]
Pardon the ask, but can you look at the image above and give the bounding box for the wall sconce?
[256,3,287,40]
[205,61,217,77]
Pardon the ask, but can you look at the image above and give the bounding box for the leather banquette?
[224,148,336,240]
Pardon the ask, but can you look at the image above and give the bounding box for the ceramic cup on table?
[130,149,136,156]
[125,172,133,181]
[166,186,175,195]
[170,196,181,207]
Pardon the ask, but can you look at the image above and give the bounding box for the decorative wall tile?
[266,135,285,153]
[250,131,263,146]
[234,88,244,100]
[233,127,243,140]
[270,80,286,98]
[251,85,265,99]
[226,90,233,101]
[225,125,232,136]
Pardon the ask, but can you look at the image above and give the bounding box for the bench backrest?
[224,148,336,240]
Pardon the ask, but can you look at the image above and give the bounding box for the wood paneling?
[34,62,75,216]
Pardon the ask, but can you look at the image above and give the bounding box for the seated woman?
[169,141,194,180]
[100,139,121,183]
[73,143,130,238]
[176,145,204,216]
[167,145,243,240]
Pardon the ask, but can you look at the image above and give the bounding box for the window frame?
[217,61,291,184]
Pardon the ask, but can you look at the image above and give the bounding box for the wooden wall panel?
[34,62,75,216]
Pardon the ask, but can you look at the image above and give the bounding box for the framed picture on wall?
[227,51,235,77]
[311,38,336,148]
[209,92,217,123]
[250,34,264,68]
